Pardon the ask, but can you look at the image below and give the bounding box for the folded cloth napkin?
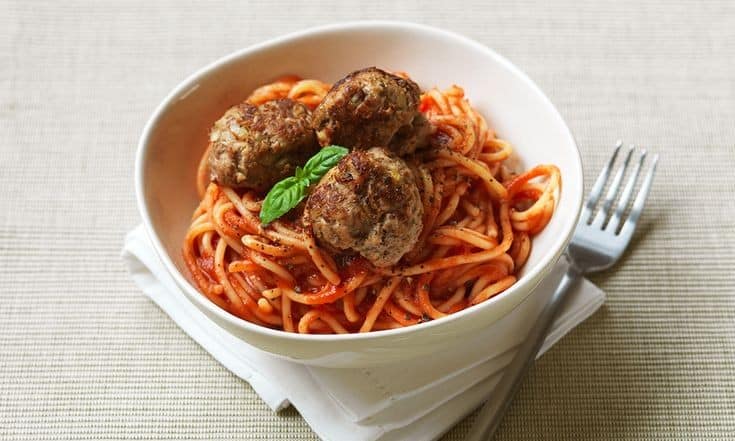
[122,225,605,441]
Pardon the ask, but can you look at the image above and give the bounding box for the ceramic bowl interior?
[136,21,583,367]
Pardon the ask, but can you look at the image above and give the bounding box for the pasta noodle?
[183,75,561,334]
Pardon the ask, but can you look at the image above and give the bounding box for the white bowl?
[136,21,583,368]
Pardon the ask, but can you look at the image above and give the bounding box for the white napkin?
[122,225,604,441]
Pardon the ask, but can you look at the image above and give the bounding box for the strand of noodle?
[509,232,532,269]
[273,223,303,238]
[222,187,263,233]
[191,212,210,228]
[257,298,273,314]
[280,284,345,306]
[359,274,383,288]
[210,203,247,254]
[417,167,444,245]
[507,165,560,216]
[435,181,469,226]
[262,288,281,300]
[343,292,360,323]
[394,288,422,316]
[287,80,330,108]
[453,117,476,155]
[493,253,516,273]
[469,275,493,298]
[437,149,507,199]
[241,192,262,212]
[455,213,474,228]
[444,262,507,292]
[228,260,258,273]
[287,80,330,98]
[425,89,451,114]
[230,272,282,325]
[384,299,420,326]
[183,241,228,309]
[405,165,437,262]
[298,310,349,334]
[213,239,254,320]
[354,286,368,306]
[249,251,295,283]
[485,199,498,239]
[306,273,327,287]
[201,231,214,255]
[417,274,446,319]
[247,81,295,105]
[438,286,467,313]
[305,235,341,285]
[230,272,258,298]
[278,256,310,267]
[461,199,481,217]
[383,202,512,276]
[459,99,488,158]
[263,229,308,251]
[282,293,294,332]
[185,222,216,243]
[513,199,556,233]
[432,226,497,249]
[264,296,281,312]
[247,272,272,292]
[242,235,295,257]
[372,318,403,331]
[359,278,401,333]
[467,211,486,231]
[510,185,555,224]
[432,262,481,290]
[470,275,517,305]
[480,138,513,162]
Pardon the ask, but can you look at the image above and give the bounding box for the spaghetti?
[184,75,561,334]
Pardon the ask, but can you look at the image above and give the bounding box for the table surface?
[2,1,734,439]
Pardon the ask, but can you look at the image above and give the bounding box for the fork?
[466,141,659,441]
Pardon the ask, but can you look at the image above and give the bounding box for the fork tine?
[607,149,647,233]
[592,145,635,227]
[582,140,622,223]
[618,154,659,240]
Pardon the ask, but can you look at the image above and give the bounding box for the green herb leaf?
[260,176,308,225]
[259,145,349,225]
[300,145,349,185]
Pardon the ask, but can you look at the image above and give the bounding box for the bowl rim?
[135,20,584,342]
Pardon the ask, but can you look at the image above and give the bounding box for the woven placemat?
[1,1,734,439]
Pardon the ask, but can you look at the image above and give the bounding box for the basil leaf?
[301,145,349,185]
[260,176,308,225]
[259,145,349,225]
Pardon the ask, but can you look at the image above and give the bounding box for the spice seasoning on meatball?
[304,147,423,267]
[208,98,320,192]
[311,67,429,155]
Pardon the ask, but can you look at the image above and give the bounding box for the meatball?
[208,98,319,191]
[312,67,429,155]
[305,147,423,267]
[388,113,431,156]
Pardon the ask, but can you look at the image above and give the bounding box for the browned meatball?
[388,113,431,156]
[208,99,319,191]
[304,147,423,267]
[312,67,429,155]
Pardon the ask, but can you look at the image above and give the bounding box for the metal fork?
[466,141,659,441]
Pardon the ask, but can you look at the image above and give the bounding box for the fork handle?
[465,263,582,441]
